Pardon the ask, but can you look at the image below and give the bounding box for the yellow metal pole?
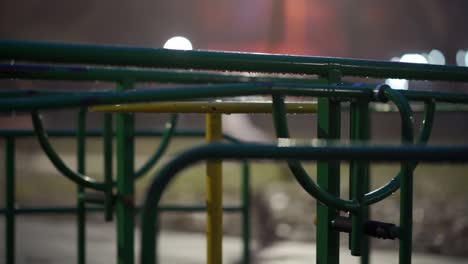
[206,113,223,264]
[90,101,318,114]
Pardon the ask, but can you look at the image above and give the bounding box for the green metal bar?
[349,100,370,258]
[381,87,416,263]
[400,163,413,264]
[0,205,244,214]
[76,109,87,264]
[5,136,15,264]
[0,89,68,98]
[139,143,468,264]
[0,63,325,84]
[31,111,107,191]
[361,171,370,264]
[241,161,251,264]
[2,40,468,81]
[103,113,114,222]
[271,94,358,212]
[400,89,468,104]
[0,128,239,139]
[0,82,375,112]
[134,114,178,179]
[116,81,135,264]
[364,86,431,206]
[316,70,341,264]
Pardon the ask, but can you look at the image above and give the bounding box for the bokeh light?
[163,36,193,50]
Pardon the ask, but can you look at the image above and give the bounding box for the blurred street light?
[163,36,193,50]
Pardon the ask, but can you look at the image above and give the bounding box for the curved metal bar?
[134,114,178,179]
[31,111,107,191]
[363,99,435,205]
[140,143,468,264]
[271,86,431,208]
[363,86,432,205]
[271,94,359,212]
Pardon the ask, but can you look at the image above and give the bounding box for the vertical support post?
[241,162,250,264]
[116,81,135,264]
[103,113,114,222]
[77,108,87,264]
[316,70,341,264]
[5,136,15,264]
[399,163,413,264]
[349,100,370,259]
[206,113,223,264]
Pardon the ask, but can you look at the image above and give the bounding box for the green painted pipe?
[103,113,114,222]
[0,128,237,140]
[31,111,107,191]
[1,40,468,81]
[5,137,15,264]
[76,108,87,264]
[0,205,244,214]
[364,87,436,206]
[0,63,325,84]
[271,94,358,212]
[115,81,136,264]
[0,82,375,112]
[349,100,370,257]
[139,143,468,264]
[316,69,342,264]
[241,162,251,264]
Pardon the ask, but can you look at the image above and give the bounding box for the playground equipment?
[1,40,468,264]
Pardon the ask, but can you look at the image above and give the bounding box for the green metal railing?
[1,40,468,264]
[0,126,251,264]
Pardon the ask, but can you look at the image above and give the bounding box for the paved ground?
[1,217,467,264]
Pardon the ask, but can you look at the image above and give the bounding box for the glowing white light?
[385,78,408,90]
[385,53,428,90]
[428,49,445,65]
[163,36,193,50]
[400,53,428,64]
[465,51,468,67]
[456,50,466,66]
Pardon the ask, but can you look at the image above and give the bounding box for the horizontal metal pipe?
[2,40,468,81]
[89,101,318,114]
[401,90,468,104]
[0,83,374,112]
[0,205,243,214]
[0,128,217,138]
[0,63,325,84]
[139,143,468,264]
